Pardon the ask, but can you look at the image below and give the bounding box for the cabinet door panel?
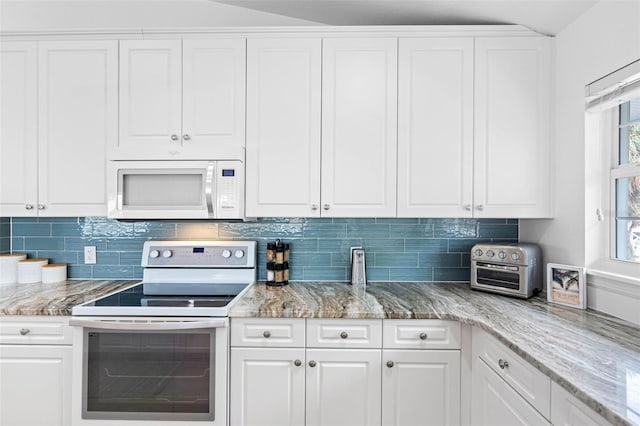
[230,347,306,426]
[382,350,461,426]
[182,39,245,159]
[397,38,474,217]
[550,381,610,426]
[0,42,38,216]
[306,348,381,426]
[322,38,397,217]
[474,37,551,217]
[117,40,182,158]
[38,41,116,216]
[246,38,321,217]
[0,345,72,426]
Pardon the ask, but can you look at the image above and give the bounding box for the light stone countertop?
[0,279,638,425]
[230,281,640,426]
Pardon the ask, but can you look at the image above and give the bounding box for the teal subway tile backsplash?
[6,217,518,281]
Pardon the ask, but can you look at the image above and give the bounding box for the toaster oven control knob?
[234,250,245,259]
[474,249,483,257]
[511,252,521,261]
[498,251,507,260]
[162,250,173,258]
[150,250,160,259]
[486,250,495,257]
[222,249,232,258]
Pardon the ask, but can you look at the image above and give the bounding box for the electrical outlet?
[84,246,97,264]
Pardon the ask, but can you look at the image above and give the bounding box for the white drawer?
[307,319,382,348]
[231,318,305,347]
[383,319,461,349]
[473,327,550,419]
[0,316,73,345]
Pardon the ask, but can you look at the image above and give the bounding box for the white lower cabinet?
[550,381,610,426]
[382,349,461,426]
[0,317,73,426]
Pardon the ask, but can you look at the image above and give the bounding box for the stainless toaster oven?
[470,243,542,299]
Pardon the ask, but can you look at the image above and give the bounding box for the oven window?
[477,267,520,290]
[84,330,215,421]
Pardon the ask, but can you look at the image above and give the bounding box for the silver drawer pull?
[386,361,394,368]
[309,360,317,367]
[19,328,30,336]
[294,359,302,367]
[498,359,509,369]
[263,330,271,338]
[419,332,428,340]
[340,331,348,339]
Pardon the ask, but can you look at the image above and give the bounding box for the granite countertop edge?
[1,279,638,426]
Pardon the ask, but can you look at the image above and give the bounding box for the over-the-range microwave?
[107,160,244,220]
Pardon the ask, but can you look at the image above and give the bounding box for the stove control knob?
[486,250,495,258]
[474,249,483,257]
[498,251,507,260]
[162,250,173,258]
[222,249,232,258]
[150,250,160,259]
[511,252,521,261]
[234,250,245,259]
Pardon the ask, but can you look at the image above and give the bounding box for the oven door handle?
[69,318,227,330]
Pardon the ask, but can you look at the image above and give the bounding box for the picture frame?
[546,263,587,309]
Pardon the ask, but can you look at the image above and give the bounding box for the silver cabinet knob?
[476,204,485,211]
[25,204,34,210]
[294,359,302,367]
[386,361,394,368]
[170,134,179,141]
[19,328,30,336]
[464,204,472,211]
[498,359,509,369]
[340,331,348,339]
[263,330,271,338]
[311,204,319,211]
[323,204,330,211]
[183,134,191,141]
[38,205,45,210]
[419,332,428,340]
[308,360,317,368]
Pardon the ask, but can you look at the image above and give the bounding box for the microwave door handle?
[69,319,227,330]
[205,162,215,217]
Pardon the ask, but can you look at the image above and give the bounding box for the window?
[615,99,640,263]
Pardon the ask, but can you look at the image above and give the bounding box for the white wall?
[520,0,640,323]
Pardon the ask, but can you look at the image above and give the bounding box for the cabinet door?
[306,348,381,426]
[474,37,551,218]
[117,40,182,159]
[0,345,72,426]
[550,382,610,426]
[230,347,306,426]
[321,38,397,217]
[38,41,117,216]
[397,38,474,217]
[382,350,461,426]
[471,357,550,426]
[0,41,38,217]
[246,38,321,217]
[182,39,245,159]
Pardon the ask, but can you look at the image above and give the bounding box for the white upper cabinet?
[0,40,116,217]
[397,38,474,217]
[245,38,322,217]
[0,42,38,217]
[474,37,551,218]
[321,38,398,217]
[116,39,245,160]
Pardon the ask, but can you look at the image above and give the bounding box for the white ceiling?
[0,0,598,35]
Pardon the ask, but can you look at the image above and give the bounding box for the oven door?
[471,261,529,298]
[70,318,228,426]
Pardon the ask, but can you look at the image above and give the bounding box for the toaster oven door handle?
[476,262,519,272]
[205,162,215,217]
[69,319,227,330]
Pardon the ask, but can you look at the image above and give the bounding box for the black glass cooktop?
[89,283,236,308]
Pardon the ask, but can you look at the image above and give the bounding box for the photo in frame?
[546,263,586,309]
